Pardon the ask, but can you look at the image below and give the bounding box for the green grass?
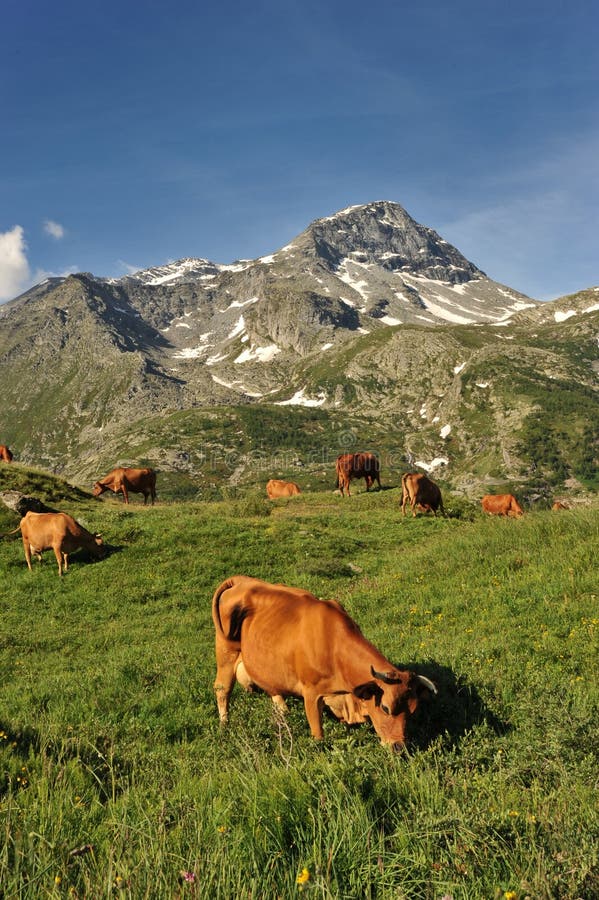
[0,471,597,898]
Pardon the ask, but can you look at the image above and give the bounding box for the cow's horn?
[370,665,402,685]
[416,674,438,695]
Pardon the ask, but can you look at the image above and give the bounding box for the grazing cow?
[401,472,444,517]
[266,479,301,499]
[336,452,381,497]
[93,467,156,505]
[2,511,105,576]
[552,501,569,511]
[481,494,524,517]
[212,575,437,750]
[0,445,13,463]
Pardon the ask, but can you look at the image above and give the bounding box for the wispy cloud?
[117,259,142,275]
[439,128,599,299]
[43,219,65,240]
[0,226,30,303]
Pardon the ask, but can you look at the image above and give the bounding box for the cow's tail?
[401,472,409,497]
[0,525,22,540]
[212,577,236,637]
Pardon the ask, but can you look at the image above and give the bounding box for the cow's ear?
[353,682,381,702]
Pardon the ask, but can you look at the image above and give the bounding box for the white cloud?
[43,219,65,240]
[0,226,31,302]
[117,259,142,275]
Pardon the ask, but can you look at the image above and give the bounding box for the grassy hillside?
[0,469,597,897]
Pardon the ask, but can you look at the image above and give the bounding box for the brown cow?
[266,479,301,499]
[212,575,436,750]
[401,472,444,517]
[336,452,381,497]
[481,494,524,517]
[552,501,569,511]
[0,445,13,463]
[93,467,156,505]
[2,511,105,576]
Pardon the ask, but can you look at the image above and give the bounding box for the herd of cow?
[0,445,569,749]
[270,451,530,518]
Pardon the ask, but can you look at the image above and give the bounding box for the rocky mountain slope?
[0,202,596,497]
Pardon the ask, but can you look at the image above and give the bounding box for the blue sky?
[1,0,597,303]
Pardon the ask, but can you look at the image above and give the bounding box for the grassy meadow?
[0,468,597,898]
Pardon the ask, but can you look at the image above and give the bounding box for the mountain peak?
[294,199,484,285]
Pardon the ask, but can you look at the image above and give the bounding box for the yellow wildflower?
[296,867,310,885]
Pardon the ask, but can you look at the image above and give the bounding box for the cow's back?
[123,466,152,484]
[266,479,300,498]
[20,511,66,543]
[21,511,85,545]
[481,494,522,516]
[355,452,379,475]
[213,576,360,689]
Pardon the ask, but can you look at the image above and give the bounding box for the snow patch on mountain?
[555,309,576,322]
[206,352,229,366]
[415,457,449,472]
[173,332,213,359]
[234,344,281,363]
[220,297,260,312]
[210,374,264,397]
[422,298,475,325]
[275,387,327,407]
[227,316,246,340]
[380,315,401,326]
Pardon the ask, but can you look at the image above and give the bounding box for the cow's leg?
[121,485,129,504]
[303,690,325,739]
[272,694,289,715]
[214,642,240,723]
[23,537,33,571]
[62,553,69,572]
[53,546,64,576]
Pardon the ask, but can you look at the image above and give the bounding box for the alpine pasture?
[0,467,597,898]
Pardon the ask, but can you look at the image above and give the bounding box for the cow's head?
[352,666,437,751]
[92,482,107,497]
